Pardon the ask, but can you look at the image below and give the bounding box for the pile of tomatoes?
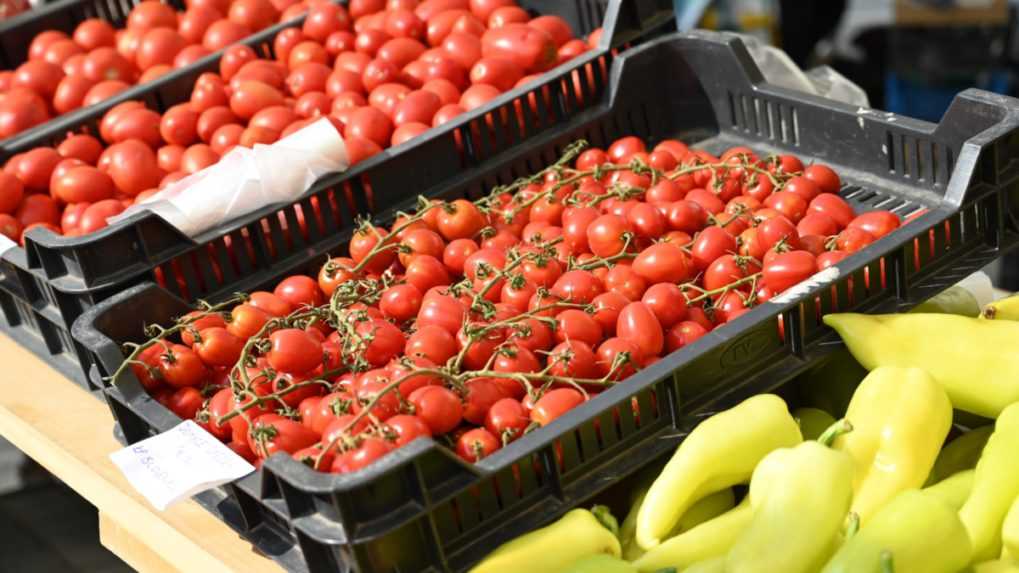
[115,135,904,474]
[0,0,293,140]
[0,0,594,242]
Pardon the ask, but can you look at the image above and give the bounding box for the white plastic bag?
[111,118,349,237]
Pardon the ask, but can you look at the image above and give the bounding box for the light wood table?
[0,333,283,573]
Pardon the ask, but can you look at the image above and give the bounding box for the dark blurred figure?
[778,0,847,68]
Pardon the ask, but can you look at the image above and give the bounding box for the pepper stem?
[843,512,860,540]
[590,505,619,537]
[817,418,853,447]
[880,550,895,573]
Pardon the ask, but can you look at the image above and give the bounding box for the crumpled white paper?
[111,118,349,237]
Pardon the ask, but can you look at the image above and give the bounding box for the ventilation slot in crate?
[728,92,799,145]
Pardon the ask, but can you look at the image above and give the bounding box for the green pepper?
[923,469,975,510]
[824,313,1019,418]
[973,559,1019,573]
[725,440,855,573]
[619,488,649,561]
[1001,495,1019,560]
[796,348,867,417]
[820,489,972,573]
[960,402,1019,561]
[926,426,993,485]
[560,554,640,573]
[833,366,952,524]
[635,394,800,549]
[469,506,620,573]
[632,500,752,572]
[794,407,837,440]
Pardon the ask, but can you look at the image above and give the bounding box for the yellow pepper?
[923,469,975,510]
[1001,494,1019,559]
[620,488,735,561]
[820,489,972,573]
[560,554,637,573]
[912,284,982,316]
[632,499,751,571]
[960,402,1019,561]
[832,366,952,523]
[469,506,620,573]
[823,313,1019,418]
[974,559,1019,573]
[794,407,837,440]
[981,293,1019,320]
[683,557,725,573]
[725,441,855,573]
[927,425,993,485]
[635,394,801,549]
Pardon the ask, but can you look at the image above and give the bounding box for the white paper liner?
[110,118,349,237]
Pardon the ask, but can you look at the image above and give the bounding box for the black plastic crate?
[0,0,676,392]
[0,0,186,70]
[74,31,1019,573]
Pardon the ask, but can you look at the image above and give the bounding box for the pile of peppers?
[468,288,1019,573]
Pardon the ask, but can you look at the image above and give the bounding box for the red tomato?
[274,274,325,307]
[156,344,209,388]
[481,23,556,73]
[180,144,219,174]
[764,191,808,223]
[848,210,900,239]
[808,193,854,229]
[247,414,319,458]
[192,327,244,366]
[0,89,50,138]
[689,226,737,271]
[230,80,285,119]
[228,0,278,31]
[666,320,708,352]
[486,5,528,28]
[817,250,849,270]
[78,199,125,233]
[456,427,500,461]
[436,198,485,240]
[110,107,163,147]
[404,324,457,364]
[82,47,134,83]
[616,302,664,358]
[757,215,801,251]
[127,1,177,31]
[386,414,432,446]
[471,0,516,22]
[136,28,186,70]
[762,250,817,293]
[803,164,841,194]
[12,61,64,101]
[14,147,62,193]
[408,385,462,434]
[392,89,441,126]
[531,388,584,426]
[219,44,257,80]
[203,19,252,51]
[631,242,691,284]
[74,19,117,50]
[835,227,876,253]
[197,106,240,141]
[52,166,115,203]
[551,270,604,305]
[485,398,527,441]
[303,2,351,41]
[267,328,324,374]
[641,283,688,329]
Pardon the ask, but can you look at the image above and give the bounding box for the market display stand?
[0,332,281,573]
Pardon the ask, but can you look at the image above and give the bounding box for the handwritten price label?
[110,420,254,510]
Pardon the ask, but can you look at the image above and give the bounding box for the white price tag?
[110,420,255,510]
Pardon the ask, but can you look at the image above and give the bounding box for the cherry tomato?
[386,414,432,446]
[74,19,117,50]
[808,193,854,229]
[156,344,210,388]
[616,301,663,358]
[530,388,584,426]
[408,385,462,434]
[848,210,900,239]
[803,164,841,194]
[274,274,325,307]
[666,320,708,352]
[247,414,319,458]
[762,250,817,293]
[380,283,424,322]
[456,427,500,461]
[203,19,252,51]
[835,227,876,253]
[631,242,691,285]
